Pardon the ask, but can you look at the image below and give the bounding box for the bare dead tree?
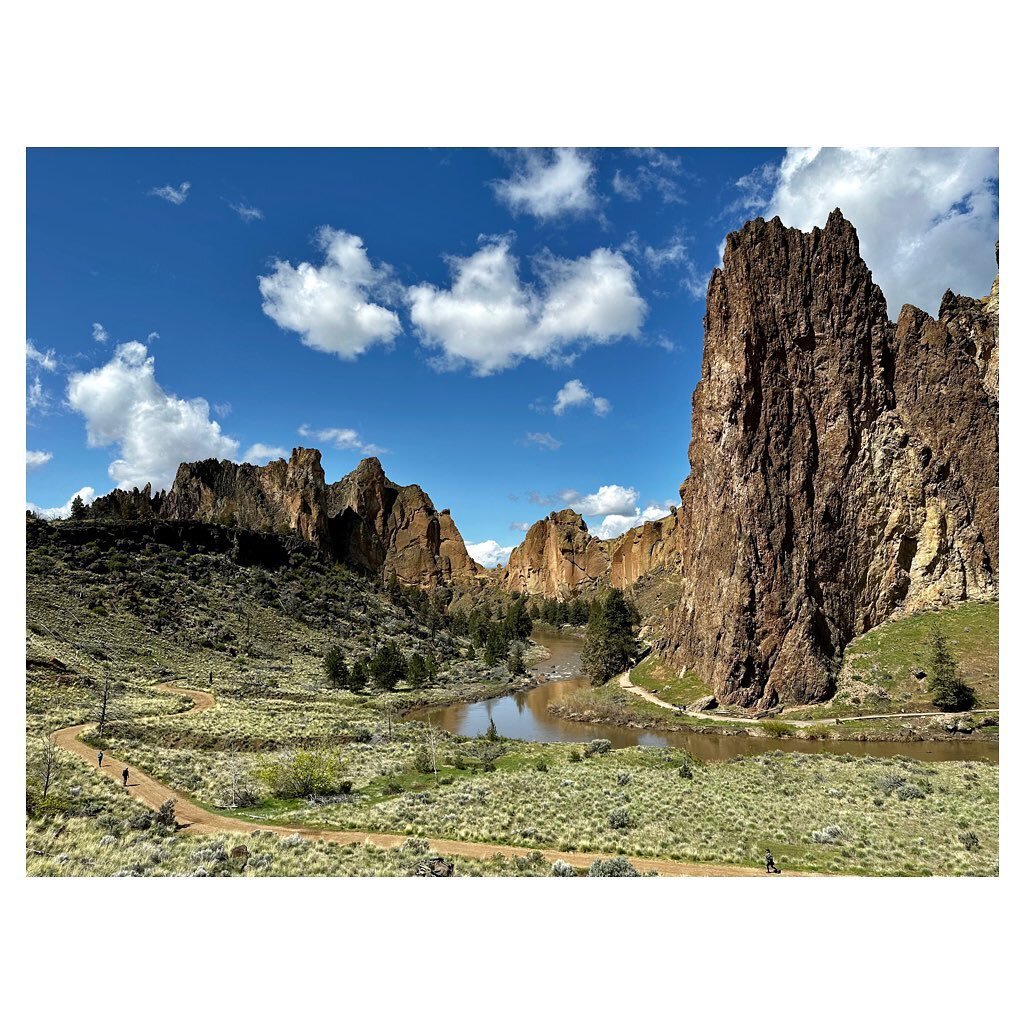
[96,676,114,736]
[426,713,440,785]
[37,737,61,798]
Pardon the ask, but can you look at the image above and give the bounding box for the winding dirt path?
[617,671,997,728]
[50,683,771,877]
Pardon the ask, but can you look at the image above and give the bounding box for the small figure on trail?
[97,750,103,768]
[122,767,129,787]
[209,670,213,688]
[765,848,780,874]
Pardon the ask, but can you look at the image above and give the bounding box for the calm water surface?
[407,626,998,763]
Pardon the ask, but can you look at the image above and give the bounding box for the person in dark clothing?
[765,849,780,874]
[97,751,103,768]
[122,767,129,786]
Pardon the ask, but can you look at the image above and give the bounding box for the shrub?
[584,739,612,758]
[588,857,639,877]
[551,859,576,877]
[958,830,980,851]
[608,808,631,830]
[412,746,434,774]
[616,771,631,786]
[257,748,345,799]
[898,783,926,801]
[811,825,846,844]
[678,762,693,780]
[568,749,582,763]
[153,798,177,827]
[877,773,907,796]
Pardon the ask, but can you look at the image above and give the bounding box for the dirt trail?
[617,672,997,727]
[51,683,771,877]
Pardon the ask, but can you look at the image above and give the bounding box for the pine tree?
[581,589,640,684]
[928,629,976,711]
[370,641,407,690]
[349,660,368,692]
[507,642,526,676]
[323,645,349,688]
[407,652,428,686]
[69,494,88,520]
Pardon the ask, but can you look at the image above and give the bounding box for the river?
[407,626,997,762]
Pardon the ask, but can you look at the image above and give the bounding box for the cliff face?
[327,457,477,586]
[502,510,611,598]
[660,212,998,708]
[94,449,477,588]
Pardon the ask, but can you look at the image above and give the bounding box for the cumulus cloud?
[26,450,53,469]
[67,341,239,490]
[27,486,96,520]
[742,147,999,316]
[297,424,387,457]
[242,444,289,465]
[230,201,264,222]
[510,521,530,532]
[259,227,401,359]
[530,483,639,517]
[467,539,515,568]
[493,148,597,219]
[92,322,109,343]
[552,379,611,416]
[408,238,646,375]
[524,432,562,451]
[27,340,57,372]
[590,503,673,541]
[149,181,191,205]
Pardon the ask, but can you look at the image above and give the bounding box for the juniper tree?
[581,589,640,684]
[928,628,976,712]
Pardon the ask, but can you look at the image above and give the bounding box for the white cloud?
[467,540,515,568]
[612,149,684,204]
[92,322,109,343]
[147,331,160,344]
[591,503,673,541]
[493,148,597,220]
[408,238,646,375]
[242,444,290,465]
[524,432,562,451]
[27,340,57,372]
[530,483,640,518]
[751,147,999,316]
[149,182,191,205]
[259,227,401,359]
[510,521,530,532]
[28,486,96,520]
[26,450,53,469]
[27,376,49,412]
[553,379,611,417]
[214,402,232,418]
[230,201,264,222]
[297,424,387,457]
[67,340,239,490]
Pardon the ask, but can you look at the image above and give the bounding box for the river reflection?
[406,625,998,764]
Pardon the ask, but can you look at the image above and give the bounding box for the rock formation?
[502,212,998,709]
[90,449,478,588]
[327,457,478,586]
[660,212,998,708]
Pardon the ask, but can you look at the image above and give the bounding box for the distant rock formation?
[90,450,479,588]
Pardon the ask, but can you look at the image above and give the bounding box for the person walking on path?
[122,766,129,787]
[765,849,780,874]
[97,750,103,768]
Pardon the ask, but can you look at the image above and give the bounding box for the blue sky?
[26,147,998,564]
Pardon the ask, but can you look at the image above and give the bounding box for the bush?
[608,808,631,830]
[678,761,693,780]
[958,830,980,851]
[616,771,631,786]
[588,857,639,877]
[583,739,612,758]
[811,824,846,844]
[153,798,177,827]
[568,748,582,763]
[877,773,907,796]
[257,748,346,799]
[551,859,576,877]
[897,783,926,801]
[412,746,434,774]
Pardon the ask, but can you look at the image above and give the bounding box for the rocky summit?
[91,450,480,588]
[502,211,998,709]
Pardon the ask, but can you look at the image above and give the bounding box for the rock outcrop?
[660,212,998,708]
[502,510,610,599]
[90,450,478,588]
[327,457,478,586]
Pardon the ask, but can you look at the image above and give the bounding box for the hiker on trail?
[97,751,103,768]
[122,767,129,787]
[765,849,780,874]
